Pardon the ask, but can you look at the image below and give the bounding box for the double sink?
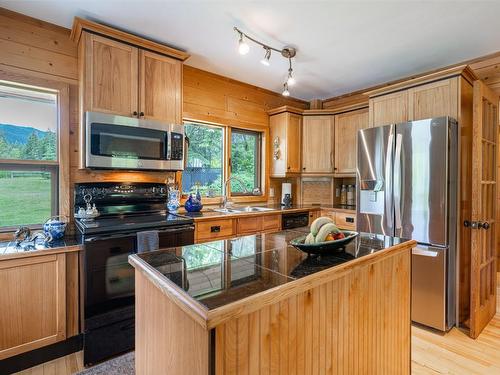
[212,206,275,214]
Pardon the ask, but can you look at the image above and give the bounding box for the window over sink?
[0,80,61,230]
[181,121,265,202]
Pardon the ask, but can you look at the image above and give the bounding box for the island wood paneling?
[135,271,209,375]
[215,249,411,375]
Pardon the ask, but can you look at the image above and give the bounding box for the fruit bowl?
[290,231,359,255]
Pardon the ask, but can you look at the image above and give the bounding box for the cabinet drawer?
[320,210,336,221]
[237,217,263,235]
[196,219,234,241]
[335,212,356,230]
[262,215,281,232]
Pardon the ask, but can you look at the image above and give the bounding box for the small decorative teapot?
[184,189,203,212]
[43,216,67,240]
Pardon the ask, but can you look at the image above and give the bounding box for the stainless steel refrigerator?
[356,117,457,331]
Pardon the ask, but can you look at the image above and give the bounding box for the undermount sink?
[212,206,274,214]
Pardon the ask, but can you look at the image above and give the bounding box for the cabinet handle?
[139,111,145,117]
[210,226,221,233]
[132,111,138,117]
[346,217,355,223]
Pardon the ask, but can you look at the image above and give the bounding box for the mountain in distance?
[0,123,50,144]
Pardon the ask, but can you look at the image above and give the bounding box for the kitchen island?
[129,228,416,374]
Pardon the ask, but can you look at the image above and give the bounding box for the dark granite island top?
[129,228,416,375]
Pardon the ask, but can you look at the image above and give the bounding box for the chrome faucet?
[14,226,31,245]
[221,176,248,208]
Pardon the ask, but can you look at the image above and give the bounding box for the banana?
[304,232,315,244]
[315,223,340,243]
[310,216,333,236]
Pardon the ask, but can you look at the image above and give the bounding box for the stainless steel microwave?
[83,112,185,171]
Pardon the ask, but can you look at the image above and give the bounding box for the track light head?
[287,69,296,86]
[260,48,271,66]
[238,34,249,55]
[282,82,290,97]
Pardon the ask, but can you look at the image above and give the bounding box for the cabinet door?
[302,116,334,173]
[139,50,182,123]
[286,113,302,173]
[84,33,138,116]
[0,254,66,359]
[369,91,408,127]
[270,113,287,177]
[334,108,369,174]
[407,77,458,121]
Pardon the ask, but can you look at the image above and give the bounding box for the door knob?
[480,222,490,230]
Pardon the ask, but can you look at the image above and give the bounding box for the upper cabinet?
[83,34,139,117]
[367,66,476,127]
[269,109,302,177]
[334,108,369,174]
[302,115,334,174]
[139,50,182,124]
[368,91,408,127]
[72,17,188,122]
[407,78,458,121]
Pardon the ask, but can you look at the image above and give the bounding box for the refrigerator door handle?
[384,132,394,228]
[394,133,403,230]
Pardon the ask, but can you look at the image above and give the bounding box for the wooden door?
[139,50,182,123]
[84,33,138,116]
[408,77,459,121]
[302,115,334,173]
[334,108,369,174]
[470,80,498,338]
[369,91,408,127]
[286,113,302,173]
[0,254,66,359]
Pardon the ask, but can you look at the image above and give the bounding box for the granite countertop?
[178,204,321,220]
[0,236,80,260]
[130,228,411,311]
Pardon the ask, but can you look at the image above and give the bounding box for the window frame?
[0,71,70,234]
[181,119,268,205]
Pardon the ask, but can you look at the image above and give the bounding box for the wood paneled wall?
[215,249,411,375]
[0,7,307,218]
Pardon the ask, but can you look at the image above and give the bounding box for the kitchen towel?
[136,230,159,253]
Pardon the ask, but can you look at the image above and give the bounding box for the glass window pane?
[182,123,223,196]
[0,82,58,161]
[0,170,53,227]
[231,129,261,194]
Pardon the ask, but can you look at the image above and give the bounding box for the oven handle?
[84,225,195,243]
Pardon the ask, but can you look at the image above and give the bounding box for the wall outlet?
[269,188,275,198]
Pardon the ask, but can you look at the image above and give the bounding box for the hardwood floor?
[15,274,500,375]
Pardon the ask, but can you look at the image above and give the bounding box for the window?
[182,122,224,197]
[0,81,59,229]
[230,129,261,195]
[182,121,265,200]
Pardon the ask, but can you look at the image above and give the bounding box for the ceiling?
[2,0,500,101]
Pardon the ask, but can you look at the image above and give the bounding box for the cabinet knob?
[139,112,145,117]
[133,111,138,116]
[302,167,306,170]
[287,166,290,170]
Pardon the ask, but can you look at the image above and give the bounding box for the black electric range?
[74,182,194,365]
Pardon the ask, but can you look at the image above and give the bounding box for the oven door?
[83,225,195,318]
[85,111,171,170]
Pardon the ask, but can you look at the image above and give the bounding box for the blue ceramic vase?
[185,191,203,212]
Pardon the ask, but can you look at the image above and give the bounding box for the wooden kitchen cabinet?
[78,30,184,123]
[369,91,408,127]
[269,110,302,177]
[83,33,139,117]
[302,115,334,174]
[407,77,459,121]
[0,252,75,360]
[334,108,369,174]
[139,50,182,123]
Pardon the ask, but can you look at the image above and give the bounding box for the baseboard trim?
[0,334,83,374]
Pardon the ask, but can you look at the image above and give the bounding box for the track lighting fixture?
[282,82,290,97]
[238,33,249,55]
[260,48,271,66]
[233,27,297,97]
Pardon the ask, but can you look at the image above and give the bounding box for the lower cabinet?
[321,209,357,230]
[195,214,283,243]
[0,251,79,360]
